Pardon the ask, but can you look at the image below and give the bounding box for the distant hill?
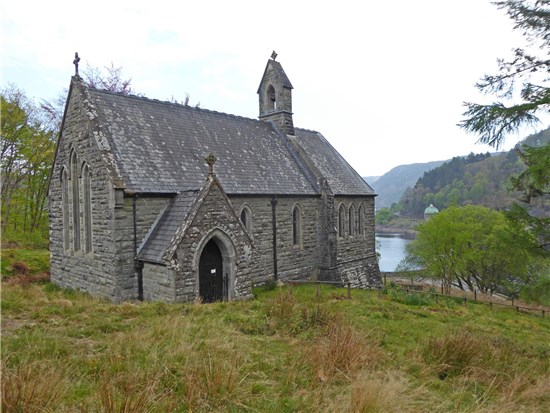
[364,176,381,184]
[364,160,446,209]
[398,127,550,218]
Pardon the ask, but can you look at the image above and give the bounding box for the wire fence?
[284,279,548,318]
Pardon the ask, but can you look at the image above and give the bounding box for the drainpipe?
[271,196,278,281]
[133,194,144,301]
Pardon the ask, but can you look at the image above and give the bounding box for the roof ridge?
[86,85,266,126]
[294,126,320,134]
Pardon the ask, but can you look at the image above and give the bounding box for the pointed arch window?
[61,167,70,250]
[292,205,302,246]
[266,85,276,111]
[358,205,365,237]
[349,205,356,236]
[338,204,346,238]
[240,205,252,234]
[70,150,81,251]
[82,163,93,253]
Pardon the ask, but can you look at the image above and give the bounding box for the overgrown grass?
[1,228,49,249]
[1,248,50,277]
[2,281,550,412]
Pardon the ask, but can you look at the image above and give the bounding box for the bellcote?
[257,52,295,135]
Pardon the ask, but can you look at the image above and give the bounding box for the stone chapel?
[48,53,381,302]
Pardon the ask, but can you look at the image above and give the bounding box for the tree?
[401,206,532,294]
[1,85,55,238]
[82,62,135,95]
[41,63,137,134]
[459,0,550,148]
[459,0,550,254]
[375,208,394,225]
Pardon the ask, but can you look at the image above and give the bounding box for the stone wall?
[114,195,171,300]
[49,83,121,300]
[229,195,321,285]
[142,262,175,301]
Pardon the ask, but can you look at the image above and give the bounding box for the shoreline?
[375,226,417,239]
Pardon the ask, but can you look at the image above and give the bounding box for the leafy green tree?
[375,208,394,225]
[402,205,532,294]
[1,85,55,239]
[446,187,462,206]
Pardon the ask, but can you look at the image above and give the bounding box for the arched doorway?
[199,239,224,302]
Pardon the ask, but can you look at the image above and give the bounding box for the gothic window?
[82,163,93,253]
[240,205,252,234]
[61,167,70,250]
[349,204,356,236]
[358,205,365,237]
[338,204,346,238]
[266,85,276,111]
[70,150,81,251]
[292,205,302,246]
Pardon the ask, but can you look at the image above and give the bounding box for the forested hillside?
[398,127,550,218]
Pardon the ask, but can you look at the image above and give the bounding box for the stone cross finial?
[271,50,278,60]
[73,52,81,76]
[205,153,217,175]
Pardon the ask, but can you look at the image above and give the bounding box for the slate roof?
[293,128,375,196]
[137,190,199,263]
[82,83,374,197]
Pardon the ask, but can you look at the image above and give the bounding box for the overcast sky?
[3,0,546,177]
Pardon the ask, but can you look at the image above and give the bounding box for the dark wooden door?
[199,239,223,303]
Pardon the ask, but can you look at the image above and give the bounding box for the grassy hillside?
[2,281,549,412]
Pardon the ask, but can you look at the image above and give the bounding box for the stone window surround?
[61,167,70,250]
[81,162,93,254]
[338,203,346,238]
[348,204,356,237]
[337,201,367,239]
[358,204,365,237]
[292,203,303,247]
[69,149,81,251]
[63,147,94,255]
[239,204,253,236]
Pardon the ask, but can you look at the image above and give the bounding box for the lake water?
[376,233,412,272]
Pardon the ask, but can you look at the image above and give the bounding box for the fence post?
[347,283,351,300]
[542,310,545,318]
[474,290,477,301]
[377,286,382,299]
[489,302,493,311]
[464,297,467,306]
